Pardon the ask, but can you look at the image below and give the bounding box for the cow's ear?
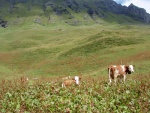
[133,65,135,67]
[79,77,81,80]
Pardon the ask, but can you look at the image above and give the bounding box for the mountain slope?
[0,0,150,27]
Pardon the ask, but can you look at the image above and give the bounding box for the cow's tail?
[108,67,111,79]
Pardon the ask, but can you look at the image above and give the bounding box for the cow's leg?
[121,78,123,83]
[62,83,65,88]
[108,78,112,85]
[114,77,117,86]
[108,68,112,85]
[119,77,123,83]
[123,75,126,84]
[114,69,119,86]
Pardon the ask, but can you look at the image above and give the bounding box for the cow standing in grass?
[62,76,81,87]
[108,65,134,85]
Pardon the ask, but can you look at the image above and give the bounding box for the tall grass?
[0,74,149,112]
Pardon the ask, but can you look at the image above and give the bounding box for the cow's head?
[74,76,81,85]
[126,65,134,74]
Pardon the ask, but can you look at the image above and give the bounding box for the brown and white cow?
[21,76,29,83]
[62,76,81,87]
[108,65,134,85]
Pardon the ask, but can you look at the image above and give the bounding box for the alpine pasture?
[0,23,150,112]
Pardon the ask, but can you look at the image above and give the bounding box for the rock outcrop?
[126,4,150,23]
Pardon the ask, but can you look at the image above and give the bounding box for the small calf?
[62,76,81,87]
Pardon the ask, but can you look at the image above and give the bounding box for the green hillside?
[0,23,150,79]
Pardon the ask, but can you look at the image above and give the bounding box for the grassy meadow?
[0,22,150,112]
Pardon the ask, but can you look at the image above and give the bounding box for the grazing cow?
[108,65,134,85]
[20,76,29,85]
[62,76,81,87]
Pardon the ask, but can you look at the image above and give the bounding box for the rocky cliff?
[126,3,150,23]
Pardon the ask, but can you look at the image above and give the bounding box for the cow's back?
[116,65,126,75]
[108,65,126,78]
[63,80,75,86]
